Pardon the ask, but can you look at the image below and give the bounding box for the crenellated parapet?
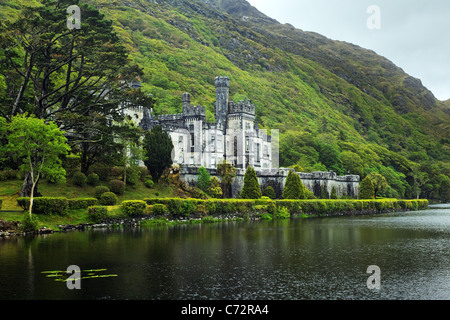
[228,99,256,115]
[215,76,230,88]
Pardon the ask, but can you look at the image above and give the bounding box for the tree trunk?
[20,172,42,198]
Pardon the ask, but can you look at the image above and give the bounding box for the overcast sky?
[247,0,450,101]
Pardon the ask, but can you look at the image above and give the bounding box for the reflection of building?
[136,76,276,171]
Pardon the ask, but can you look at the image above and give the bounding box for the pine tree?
[360,176,375,199]
[143,126,174,182]
[240,166,261,199]
[283,170,306,199]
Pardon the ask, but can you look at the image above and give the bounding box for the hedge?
[88,206,108,223]
[67,198,98,210]
[143,198,429,217]
[122,200,147,217]
[17,197,68,215]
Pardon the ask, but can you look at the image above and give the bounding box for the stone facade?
[133,76,275,171]
[124,75,360,198]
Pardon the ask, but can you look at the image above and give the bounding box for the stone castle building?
[124,76,360,198]
[137,76,275,171]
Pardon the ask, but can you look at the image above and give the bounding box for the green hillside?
[0,0,449,201]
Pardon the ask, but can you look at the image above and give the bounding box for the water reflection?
[1,206,449,300]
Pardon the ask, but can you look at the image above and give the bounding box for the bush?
[73,171,87,187]
[110,179,125,195]
[87,173,99,186]
[151,203,168,216]
[17,197,68,215]
[99,192,118,206]
[262,186,276,199]
[90,165,111,181]
[67,198,98,210]
[125,166,140,186]
[283,170,306,199]
[144,178,154,188]
[360,177,375,199]
[0,169,18,181]
[122,200,147,217]
[240,166,261,199]
[21,214,39,232]
[88,206,108,223]
[275,206,291,219]
[94,186,110,199]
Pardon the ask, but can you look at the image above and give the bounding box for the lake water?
[0,204,449,301]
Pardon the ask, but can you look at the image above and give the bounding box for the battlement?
[158,113,183,121]
[183,105,206,118]
[215,76,230,88]
[228,100,256,115]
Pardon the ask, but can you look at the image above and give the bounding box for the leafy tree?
[359,176,375,199]
[197,166,211,192]
[282,170,305,199]
[207,176,223,199]
[240,166,261,199]
[143,125,173,182]
[6,114,70,217]
[217,160,237,198]
[318,143,345,175]
[438,174,450,203]
[366,172,388,198]
[0,0,144,194]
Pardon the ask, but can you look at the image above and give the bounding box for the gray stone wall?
[180,166,360,199]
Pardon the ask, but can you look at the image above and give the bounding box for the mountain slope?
[1,0,449,200]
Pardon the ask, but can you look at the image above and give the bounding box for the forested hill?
[0,0,449,201]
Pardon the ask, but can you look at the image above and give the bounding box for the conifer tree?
[282,170,306,199]
[360,176,375,199]
[240,166,261,199]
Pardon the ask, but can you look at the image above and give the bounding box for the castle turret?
[215,76,230,130]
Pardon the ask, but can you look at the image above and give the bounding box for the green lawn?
[0,177,180,230]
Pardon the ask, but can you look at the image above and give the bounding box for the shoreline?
[0,201,430,238]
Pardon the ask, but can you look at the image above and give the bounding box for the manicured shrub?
[88,206,108,223]
[360,177,375,199]
[99,192,118,206]
[262,186,276,199]
[122,200,147,217]
[17,197,68,215]
[90,165,111,181]
[67,198,98,210]
[87,173,99,186]
[240,166,261,199]
[73,171,87,187]
[151,203,168,216]
[283,170,305,199]
[94,186,110,199]
[110,179,125,195]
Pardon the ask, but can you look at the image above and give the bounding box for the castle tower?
[215,76,230,130]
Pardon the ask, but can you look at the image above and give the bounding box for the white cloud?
[247,0,450,100]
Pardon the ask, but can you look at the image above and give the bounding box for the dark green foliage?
[240,166,261,199]
[330,186,338,199]
[360,177,375,199]
[110,179,125,195]
[88,206,108,223]
[98,192,118,206]
[143,126,173,183]
[17,197,68,215]
[283,170,306,199]
[262,186,276,199]
[87,173,99,186]
[197,166,211,192]
[144,178,154,188]
[20,214,39,232]
[207,176,223,199]
[73,172,87,187]
[67,198,98,210]
[122,200,147,217]
[94,186,110,199]
[151,204,168,216]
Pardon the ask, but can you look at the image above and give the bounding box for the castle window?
[256,143,260,162]
[245,137,249,152]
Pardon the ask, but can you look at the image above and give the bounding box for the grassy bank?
[0,178,429,233]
